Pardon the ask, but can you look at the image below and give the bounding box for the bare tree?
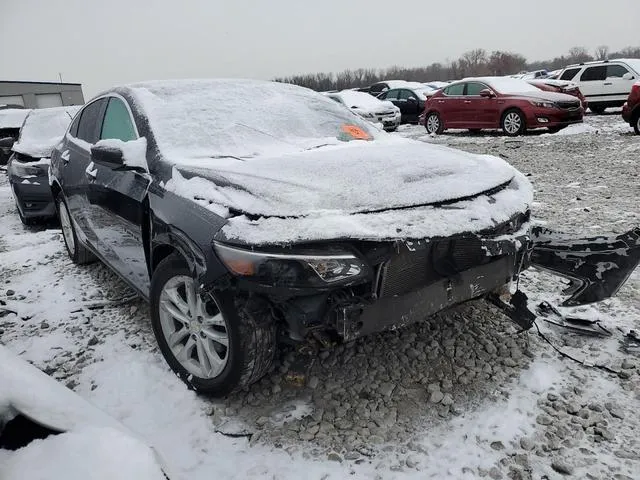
[460,49,488,76]
[594,45,609,60]
[567,46,593,64]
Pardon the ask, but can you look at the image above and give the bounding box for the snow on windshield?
[0,109,31,129]
[12,106,82,158]
[127,79,383,161]
[336,90,385,109]
[476,77,542,94]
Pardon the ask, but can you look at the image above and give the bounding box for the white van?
[556,59,640,113]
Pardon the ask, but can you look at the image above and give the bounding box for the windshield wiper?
[209,154,247,162]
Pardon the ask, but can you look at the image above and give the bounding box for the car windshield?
[12,106,81,158]
[483,77,542,94]
[622,59,640,74]
[337,90,385,108]
[128,79,383,160]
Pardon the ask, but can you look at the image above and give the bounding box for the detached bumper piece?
[530,226,640,306]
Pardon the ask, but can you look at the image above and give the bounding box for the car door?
[436,83,465,127]
[577,65,607,103]
[397,89,421,123]
[87,96,151,294]
[464,82,500,127]
[62,98,108,250]
[605,64,637,102]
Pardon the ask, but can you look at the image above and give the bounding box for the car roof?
[564,58,640,68]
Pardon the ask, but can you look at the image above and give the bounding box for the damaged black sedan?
[49,80,640,396]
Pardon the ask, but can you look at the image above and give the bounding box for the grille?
[375,110,396,116]
[557,101,580,110]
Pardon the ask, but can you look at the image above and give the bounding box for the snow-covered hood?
[12,105,81,158]
[511,90,581,103]
[354,100,397,114]
[167,138,518,219]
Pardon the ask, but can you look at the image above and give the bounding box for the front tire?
[501,109,526,136]
[56,194,95,264]
[590,105,606,115]
[425,112,444,134]
[150,254,276,396]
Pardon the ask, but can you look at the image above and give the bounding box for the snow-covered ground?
[1,112,639,479]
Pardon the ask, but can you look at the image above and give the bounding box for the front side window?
[444,84,465,96]
[76,99,106,144]
[382,90,399,100]
[100,97,137,141]
[559,68,580,81]
[606,64,630,78]
[580,66,607,82]
[398,89,414,100]
[465,82,487,96]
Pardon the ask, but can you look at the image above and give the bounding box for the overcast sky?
[3,0,639,99]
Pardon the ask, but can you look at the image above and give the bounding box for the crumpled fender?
[529,226,640,306]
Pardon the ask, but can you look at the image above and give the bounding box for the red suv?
[622,81,640,135]
[424,77,584,136]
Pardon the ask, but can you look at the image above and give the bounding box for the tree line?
[273,45,640,92]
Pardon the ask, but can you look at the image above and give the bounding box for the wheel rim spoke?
[158,275,229,380]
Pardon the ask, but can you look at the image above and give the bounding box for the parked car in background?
[513,70,549,80]
[0,108,31,165]
[622,81,640,134]
[377,84,435,123]
[423,81,450,90]
[423,77,584,136]
[528,79,587,110]
[325,90,401,131]
[363,80,413,96]
[7,105,81,224]
[48,79,635,396]
[555,59,640,113]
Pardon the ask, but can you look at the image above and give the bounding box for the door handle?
[464,100,471,104]
[437,100,445,104]
[61,150,70,165]
[85,162,97,181]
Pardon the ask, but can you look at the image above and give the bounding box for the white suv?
[556,59,640,113]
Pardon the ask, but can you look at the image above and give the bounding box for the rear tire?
[150,254,276,396]
[425,112,444,134]
[633,112,640,135]
[501,109,526,136]
[590,105,606,115]
[56,194,96,265]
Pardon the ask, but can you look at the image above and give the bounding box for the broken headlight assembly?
[12,162,45,178]
[213,242,371,288]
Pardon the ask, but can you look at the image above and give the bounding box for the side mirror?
[479,89,495,98]
[622,72,634,80]
[350,105,359,109]
[407,96,418,103]
[0,136,15,149]
[91,143,124,168]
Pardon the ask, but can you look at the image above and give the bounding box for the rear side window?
[76,99,106,144]
[100,98,137,142]
[444,84,464,96]
[606,64,630,78]
[465,82,487,96]
[580,66,607,82]
[559,68,580,81]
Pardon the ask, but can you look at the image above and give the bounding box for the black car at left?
[0,108,31,166]
[7,105,81,224]
[377,84,435,124]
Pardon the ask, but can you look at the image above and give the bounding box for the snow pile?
[126,79,382,161]
[12,106,81,158]
[0,109,31,129]
[165,138,519,218]
[0,427,166,480]
[93,137,148,170]
[548,123,599,136]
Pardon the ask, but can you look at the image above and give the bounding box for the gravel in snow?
[1,112,638,479]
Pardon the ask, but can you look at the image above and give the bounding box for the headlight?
[12,163,46,178]
[529,100,557,109]
[213,243,370,288]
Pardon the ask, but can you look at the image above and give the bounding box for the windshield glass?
[129,79,383,160]
[12,106,81,157]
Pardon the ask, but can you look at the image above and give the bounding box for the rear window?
[559,68,580,81]
[580,66,607,82]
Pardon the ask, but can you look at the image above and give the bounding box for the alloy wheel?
[503,112,522,135]
[426,114,440,133]
[58,200,76,256]
[158,275,229,379]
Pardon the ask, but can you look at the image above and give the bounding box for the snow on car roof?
[466,77,542,94]
[12,105,82,158]
[0,108,31,129]
[124,79,382,161]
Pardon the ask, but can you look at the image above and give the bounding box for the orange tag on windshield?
[341,125,372,140]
